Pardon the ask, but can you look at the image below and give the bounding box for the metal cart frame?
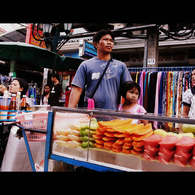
[41,107,195,172]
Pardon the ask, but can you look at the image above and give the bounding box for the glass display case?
[44,107,195,172]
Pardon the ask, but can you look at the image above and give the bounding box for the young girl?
[118,81,148,125]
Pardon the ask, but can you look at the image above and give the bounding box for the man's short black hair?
[51,73,59,81]
[121,81,141,99]
[93,29,115,44]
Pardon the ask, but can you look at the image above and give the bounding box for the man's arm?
[182,104,190,118]
[68,86,83,108]
[179,104,190,133]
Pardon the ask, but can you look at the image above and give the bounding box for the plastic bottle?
[8,94,16,119]
[21,95,27,111]
[16,92,21,111]
[27,95,35,111]
[0,90,9,120]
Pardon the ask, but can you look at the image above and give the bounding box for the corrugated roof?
[0,27,26,42]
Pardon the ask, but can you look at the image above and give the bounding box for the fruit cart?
[42,107,195,172]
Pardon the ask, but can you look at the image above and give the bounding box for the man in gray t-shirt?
[68,29,132,110]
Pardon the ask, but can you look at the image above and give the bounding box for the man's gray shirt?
[72,57,132,110]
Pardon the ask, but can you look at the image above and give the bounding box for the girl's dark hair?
[13,78,28,97]
[93,29,115,49]
[43,84,51,96]
[121,81,141,99]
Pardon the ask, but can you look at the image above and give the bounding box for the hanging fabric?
[128,66,195,131]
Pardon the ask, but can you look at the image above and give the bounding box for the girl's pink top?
[118,103,147,124]
[118,103,146,113]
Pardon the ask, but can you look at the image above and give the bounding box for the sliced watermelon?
[158,151,174,161]
[192,146,195,156]
[173,153,191,164]
[157,155,171,164]
[159,135,179,150]
[176,136,195,153]
[159,145,175,155]
[144,148,159,157]
[144,144,159,152]
[175,147,192,159]
[189,156,195,169]
[172,156,186,167]
[143,134,164,147]
[142,151,156,161]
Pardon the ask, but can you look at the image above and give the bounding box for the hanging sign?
[147,59,155,65]
[25,24,46,49]
[79,40,97,58]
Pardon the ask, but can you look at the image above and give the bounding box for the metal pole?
[52,27,59,75]
[22,129,36,172]
[143,37,148,69]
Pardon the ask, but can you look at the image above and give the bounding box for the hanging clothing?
[153,72,162,128]
[129,67,195,130]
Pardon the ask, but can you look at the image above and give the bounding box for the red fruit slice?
[176,136,195,153]
[158,151,174,161]
[189,156,195,169]
[142,151,156,161]
[144,148,159,157]
[157,155,171,164]
[143,134,164,147]
[175,147,192,159]
[173,153,191,164]
[159,135,179,150]
[172,156,186,167]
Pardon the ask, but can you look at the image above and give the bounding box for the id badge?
[51,87,55,93]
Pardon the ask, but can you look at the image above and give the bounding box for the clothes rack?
[128,66,195,131]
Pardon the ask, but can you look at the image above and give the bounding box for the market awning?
[0,42,83,71]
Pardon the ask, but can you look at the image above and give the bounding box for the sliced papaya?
[131,123,152,135]
[112,147,122,153]
[122,145,133,150]
[114,133,126,138]
[124,141,133,147]
[98,119,133,128]
[132,130,153,141]
[95,131,105,136]
[112,143,124,149]
[131,149,144,155]
[133,146,144,152]
[102,136,117,142]
[92,134,104,139]
[95,139,105,144]
[122,148,131,154]
[132,140,145,147]
[104,145,112,150]
[125,124,144,135]
[98,119,121,127]
[94,143,104,148]
[104,132,116,137]
[97,126,107,133]
[124,135,134,142]
[106,128,117,132]
[115,138,125,145]
[113,123,137,133]
[104,141,115,148]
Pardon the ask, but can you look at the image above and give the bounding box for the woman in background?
[40,84,51,105]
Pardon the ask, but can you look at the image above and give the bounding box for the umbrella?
[0,42,63,68]
[0,42,84,71]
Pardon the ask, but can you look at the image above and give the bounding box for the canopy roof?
[0,42,83,71]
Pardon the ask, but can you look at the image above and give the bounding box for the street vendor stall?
[39,107,195,172]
